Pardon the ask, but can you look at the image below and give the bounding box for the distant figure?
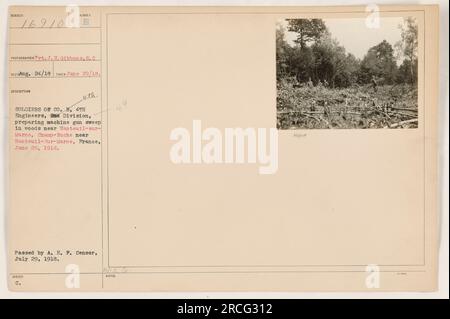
[296,71,302,85]
[323,101,330,118]
[307,77,313,88]
[293,71,302,88]
[371,75,378,92]
[323,79,329,87]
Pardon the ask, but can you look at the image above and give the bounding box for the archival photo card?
[7,5,439,292]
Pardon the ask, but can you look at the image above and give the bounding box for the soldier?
[371,75,378,92]
[295,71,302,86]
[323,101,330,118]
[292,71,301,88]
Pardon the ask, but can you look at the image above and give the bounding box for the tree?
[286,19,327,49]
[312,34,353,88]
[276,24,290,77]
[359,40,398,84]
[291,46,315,83]
[395,17,418,84]
[337,53,360,87]
[396,59,417,84]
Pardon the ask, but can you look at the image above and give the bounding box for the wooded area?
[276,18,419,129]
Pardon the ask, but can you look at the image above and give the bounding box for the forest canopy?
[276,18,418,88]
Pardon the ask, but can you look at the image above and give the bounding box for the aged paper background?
[6,5,440,292]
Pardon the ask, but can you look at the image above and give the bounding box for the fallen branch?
[390,111,417,118]
[390,106,418,112]
[390,118,418,128]
[303,113,321,121]
[277,110,362,116]
[303,113,332,128]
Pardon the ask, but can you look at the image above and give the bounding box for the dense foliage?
[276,18,418,87]
[276,18,418,129]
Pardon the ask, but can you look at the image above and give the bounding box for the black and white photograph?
[276,17,419,129]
